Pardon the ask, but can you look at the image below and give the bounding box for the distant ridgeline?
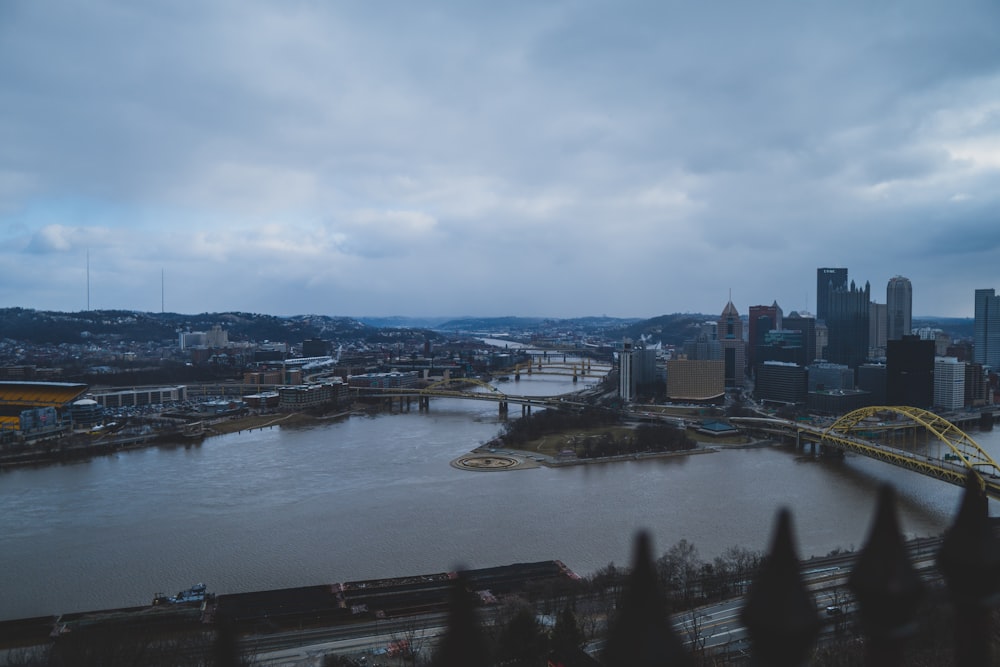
[0,307,972,348]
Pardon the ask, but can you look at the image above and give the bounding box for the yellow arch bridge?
[734,406,1000,499]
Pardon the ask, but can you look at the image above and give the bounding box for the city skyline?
[2,1,999,318]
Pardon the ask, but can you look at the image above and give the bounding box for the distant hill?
[434,315,641,335]
[607,313,716,347]
[435,316,546,332]
[0,308,970,349]
[357,316,457,329]
[0,309,443,346]
[912,317,974,339]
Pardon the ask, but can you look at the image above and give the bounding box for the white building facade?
[933,357,965,410]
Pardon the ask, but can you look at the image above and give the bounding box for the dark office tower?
[783,311,817,365]
[974,288,1000,369]
[966,362,987,407]
[755,362,807,405]
[718,300,745,388]
[857,363,887,405]
[886,276,912,341]
[747,301,782,372]
[826,280,870,369]
[886,335,934,408]
[758,329,806,366]
[817,268,848,322]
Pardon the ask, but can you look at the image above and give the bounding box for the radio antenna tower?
[161,268,165,313]
[86,249,90,311]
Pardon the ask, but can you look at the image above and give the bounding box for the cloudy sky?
[2,1,998,319]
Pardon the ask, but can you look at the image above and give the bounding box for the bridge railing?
[431,470,1000,667]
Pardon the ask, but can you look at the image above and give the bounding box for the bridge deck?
[733,410,1000,500]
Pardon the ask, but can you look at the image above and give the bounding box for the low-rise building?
[91,385,187,408]
[755,362,807,406]
[666,359,725,402]
[807,389,872,415]
[348,372,420,390]
[808,362,854,392]
[278,381,347,410]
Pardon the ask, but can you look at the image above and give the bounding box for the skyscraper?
[748,301,782,372]
[717,299,745,388]
[869,301,887,358]
[886,276,912,341]
[783,311,817,365]
[826,280,870,369]
[817,268,848,322]
[974,288,1000,369]
[619,339,635,402]
[887,335,934,408]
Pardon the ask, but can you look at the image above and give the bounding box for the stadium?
[0,381,92,441]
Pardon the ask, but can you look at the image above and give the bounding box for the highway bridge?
[357,378,593,416]
[505,358,613,381]
[733,406,1000,499]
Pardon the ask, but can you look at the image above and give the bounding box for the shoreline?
[0,408,358,470]
[1,401,772,472]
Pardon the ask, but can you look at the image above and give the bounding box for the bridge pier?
[418,396,429,411]
[499,401,508,418]
[819,443,843,458]
[522,404,532,417]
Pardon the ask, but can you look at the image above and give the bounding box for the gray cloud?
[1,0,999,318]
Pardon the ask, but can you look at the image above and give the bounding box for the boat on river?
[152,583,207,605]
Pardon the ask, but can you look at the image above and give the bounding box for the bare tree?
[680,610,708,655]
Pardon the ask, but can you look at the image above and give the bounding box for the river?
[0,369,996,620]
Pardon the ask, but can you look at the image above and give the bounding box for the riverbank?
[205,409,356,435]
[0,408,359,470]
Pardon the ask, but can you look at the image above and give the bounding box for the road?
[239,537,945,665]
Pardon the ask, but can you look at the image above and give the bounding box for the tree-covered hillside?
[0,309,440,345]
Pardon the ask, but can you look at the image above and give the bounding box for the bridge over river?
[357,377,594,417]
[734,406,1000,499]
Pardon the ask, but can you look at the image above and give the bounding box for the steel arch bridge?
[821,406,1000,496]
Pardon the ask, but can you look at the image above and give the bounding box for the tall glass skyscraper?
[974,288,1000,369]
[826,280,870,369]
[886,276,912,341]
[816,268,848,322]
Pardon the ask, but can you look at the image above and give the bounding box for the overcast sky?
[2,1,998,319]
